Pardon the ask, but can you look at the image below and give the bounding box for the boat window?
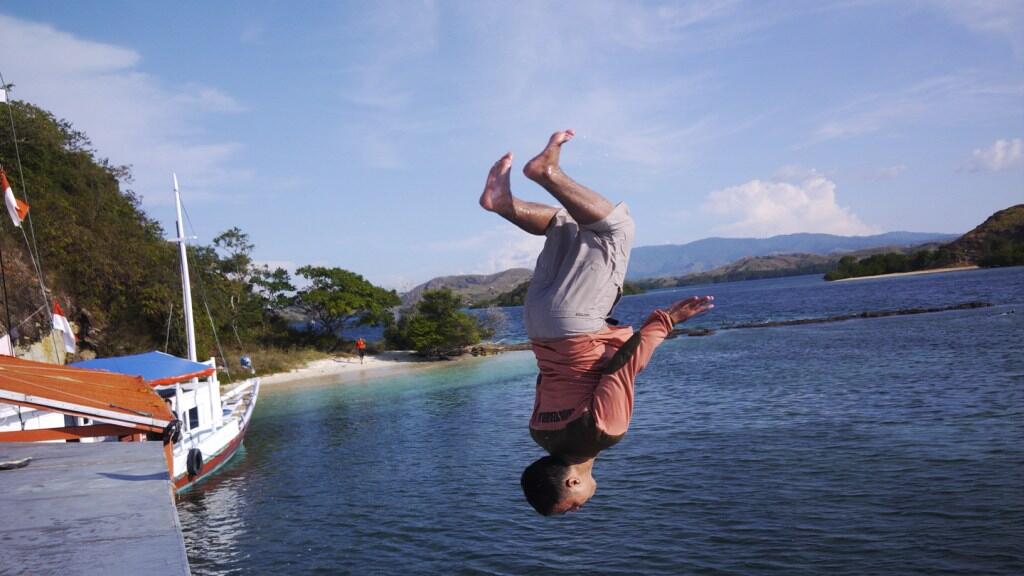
[188,406,199,430]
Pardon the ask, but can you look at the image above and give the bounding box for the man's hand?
[665,295,714,325]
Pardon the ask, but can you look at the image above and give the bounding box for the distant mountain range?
[403,207,1024,305]
[633,244,938,289]
[401,268,532,307]
[402,232,960,305]
[625,232,960,279]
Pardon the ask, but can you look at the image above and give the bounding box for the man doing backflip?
[479,129,714,516]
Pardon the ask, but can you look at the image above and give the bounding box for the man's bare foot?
[480,152,514,215]
[524,129,575,182]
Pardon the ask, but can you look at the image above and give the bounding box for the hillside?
[401,268,533,307]
[472,278,646,309]
[640,253,837,288]
[941,204,1024,266]
[825,205,1024,280]
[0,101,179,354]
[0,100,296,361]
[627,231,960,279]
[635,244,939,289]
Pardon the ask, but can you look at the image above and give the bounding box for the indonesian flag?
[1,168,29,227]
[52,300,77,354]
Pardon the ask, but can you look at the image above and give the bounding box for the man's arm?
[592,296,714,437]
[666,295,715,325]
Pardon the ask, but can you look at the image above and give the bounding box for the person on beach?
[356,337,367,364]
[479,129,714,516]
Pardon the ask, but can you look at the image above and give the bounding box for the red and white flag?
[52,300,76,354]
[1,168,29,227]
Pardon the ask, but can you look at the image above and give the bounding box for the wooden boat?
[0,355,178,470]
[0,175,260,492]
[73,351,259,491]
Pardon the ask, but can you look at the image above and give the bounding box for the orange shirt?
[356,339,366,350]
[529,310,674,437]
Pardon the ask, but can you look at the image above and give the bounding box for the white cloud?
[422,228,545,274]
[810,76,955,143]
[485,233,545,273]
[0,13,247,205]
[869,164,908,181]
[335,1,776,171]
[930,0,1024,57]
[807,74,1022,146]
[702,169,876,236]
[965,138,1023,172]
[876,164,907,178]
[240,22,265,45]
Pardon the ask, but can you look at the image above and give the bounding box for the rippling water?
[179,268,1024,575]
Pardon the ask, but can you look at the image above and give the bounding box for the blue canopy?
[72,351,215,386]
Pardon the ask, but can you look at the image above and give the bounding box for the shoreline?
[259,348,528,390]
[832,265,979,282]
[260,351,433,388]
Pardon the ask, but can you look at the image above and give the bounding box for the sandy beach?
[259,350,513,390]
[833,265,979,282]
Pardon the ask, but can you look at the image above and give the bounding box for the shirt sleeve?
[591,309,675,437]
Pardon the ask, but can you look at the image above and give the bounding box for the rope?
[164,301,174,353]
[230,320,256,374]
[16,224,60,360]
[229,295,255,373]
[179,200,232,382]
[200,296,231,382]
[0,74,63,361]
[11,303,47,331]
[0,210,13,341]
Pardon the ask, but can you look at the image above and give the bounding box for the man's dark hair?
[520,455,571,516]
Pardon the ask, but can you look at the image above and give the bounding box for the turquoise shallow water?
[179,267,1024,575]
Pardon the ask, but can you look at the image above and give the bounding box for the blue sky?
[0,1,1021,289]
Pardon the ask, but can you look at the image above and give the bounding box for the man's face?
[553,470,597,514]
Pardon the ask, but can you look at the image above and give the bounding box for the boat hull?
[172,377,260,493]
[172,417,249,492]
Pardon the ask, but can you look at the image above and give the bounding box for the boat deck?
[0,441,191,575]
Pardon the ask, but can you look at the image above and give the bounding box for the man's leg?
[523,130,615,226]
[480,152,560,236]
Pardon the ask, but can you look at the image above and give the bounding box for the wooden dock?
[0,442,191,575]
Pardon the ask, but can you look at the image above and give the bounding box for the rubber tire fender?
[163,419,182,444]
[187,448,204,477]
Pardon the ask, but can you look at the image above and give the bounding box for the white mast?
[173,173,198,363]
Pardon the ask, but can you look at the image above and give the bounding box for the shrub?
[384,289,487,357]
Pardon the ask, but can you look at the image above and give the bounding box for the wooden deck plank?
[0,442,191,576]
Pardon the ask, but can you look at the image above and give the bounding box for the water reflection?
[179,268,1024,575]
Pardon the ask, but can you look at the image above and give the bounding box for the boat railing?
[221,378,256,403]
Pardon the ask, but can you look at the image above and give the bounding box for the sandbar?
[832,265,979,282]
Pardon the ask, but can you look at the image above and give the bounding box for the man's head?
[520,455,597,516]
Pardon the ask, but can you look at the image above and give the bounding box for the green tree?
[0,99,180,353]
[294,266,400,348]
[253,265,295,311]
[385,289,488,357]
[213,227,255,284]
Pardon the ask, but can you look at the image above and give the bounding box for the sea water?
[179,267,1024,575]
